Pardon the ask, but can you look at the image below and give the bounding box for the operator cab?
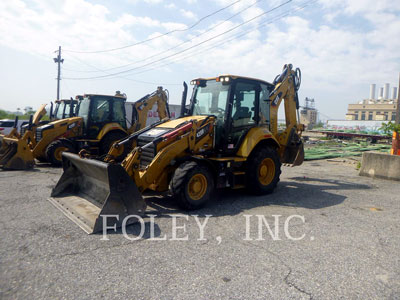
[188,76,274,153]
[76,94,127,139]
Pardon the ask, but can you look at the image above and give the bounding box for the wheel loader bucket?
[0,137,34,170]
[49,152,147,234]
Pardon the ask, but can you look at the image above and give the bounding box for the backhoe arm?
[269,64,304,166]
[269,64,302,137]
[129,87,170,133]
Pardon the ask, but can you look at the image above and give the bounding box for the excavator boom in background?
[50,64,304,234]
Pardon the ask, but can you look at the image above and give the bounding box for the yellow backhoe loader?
[50,64,304,234]
[0,87,169,169]
[0,105,47,169]
[1,98,81,160]
[16,98,78,138]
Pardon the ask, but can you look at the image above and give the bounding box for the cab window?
[90,98,110,122]
[55,103,66,119]
[193,80,229,121]
[231,82,257,127]
[113,100,127,129]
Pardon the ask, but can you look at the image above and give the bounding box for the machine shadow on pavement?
[110,176,371,238]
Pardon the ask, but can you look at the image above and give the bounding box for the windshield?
[54,102,66,119]
[192,80,229,120]
[77,97,90,124]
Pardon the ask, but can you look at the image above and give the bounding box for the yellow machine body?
[0,104,47,169]
[50,64,305,233]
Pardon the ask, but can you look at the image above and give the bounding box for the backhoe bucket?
[281,129,304,167]
[0,137,34,170]
[292,141,304,166]
[49,152,147,234]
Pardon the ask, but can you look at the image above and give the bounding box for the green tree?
[380,121,400,136]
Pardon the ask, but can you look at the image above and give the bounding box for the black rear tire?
[46,139,76,167]
[36,156,48,163]
[246,146,281,195]
[170,161,214,210]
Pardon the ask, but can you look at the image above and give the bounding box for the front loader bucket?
[49,152,147,234]
[0,138,34,170]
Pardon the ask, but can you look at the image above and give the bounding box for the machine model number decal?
[271,92,282,106]
[196,124,210,141]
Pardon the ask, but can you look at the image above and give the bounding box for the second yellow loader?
[0,87,170,169]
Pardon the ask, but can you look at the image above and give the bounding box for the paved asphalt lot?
[0,159,399,299]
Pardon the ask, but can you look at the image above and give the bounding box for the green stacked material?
[310,129,387,137]
[304,143,391,160]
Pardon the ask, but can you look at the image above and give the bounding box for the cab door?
[86,96,111,139]
[224,80,260,154]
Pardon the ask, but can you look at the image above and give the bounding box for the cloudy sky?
[0,0,399,119]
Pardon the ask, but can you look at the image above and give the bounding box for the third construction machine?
[50,64,304,233]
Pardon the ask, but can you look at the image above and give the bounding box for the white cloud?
[164,3,176,9]
[127,0,163,4]
[0,0,399,118]
[0,0,186,61]
[180,9,197,20]
[177,3,400,117]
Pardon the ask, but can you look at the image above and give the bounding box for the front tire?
[170,161,214,210]
[46,139,76,167]
[246,146,281,195]
[100,131,127,159]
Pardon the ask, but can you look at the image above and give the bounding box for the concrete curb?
[359,151,400,181]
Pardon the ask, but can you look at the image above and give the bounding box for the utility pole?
[396,72,400,125]
[53,46,64,100]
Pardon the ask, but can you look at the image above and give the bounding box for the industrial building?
[300,97,318,129]
[346,83,398,121]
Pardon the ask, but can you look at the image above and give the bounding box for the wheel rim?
[54,147,68,161]
[258,158,275,186]
[188,173,207,200]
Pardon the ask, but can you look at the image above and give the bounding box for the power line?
[63,0,292,80]
[63,0,314,82]
[63,0,243,54]
[114,0,317,79]
[63,52,181,85]
[64,0,267,74]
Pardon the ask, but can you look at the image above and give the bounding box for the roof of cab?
[55,99,78,103]
[80,93,127,100]
[192,75,273,86]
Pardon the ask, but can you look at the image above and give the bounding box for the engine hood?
[156,115,209,129]
[37,117,83,131]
